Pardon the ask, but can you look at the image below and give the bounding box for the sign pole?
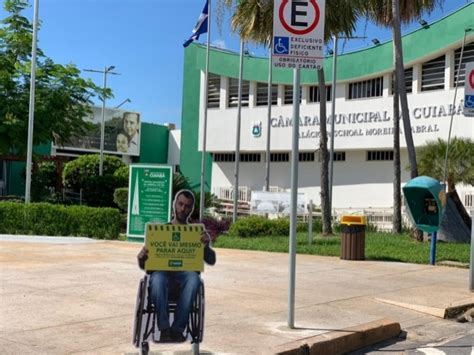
[288,68,300,329]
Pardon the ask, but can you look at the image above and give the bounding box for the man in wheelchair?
[136,189,216,343]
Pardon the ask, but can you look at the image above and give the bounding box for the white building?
[179,4,474,218]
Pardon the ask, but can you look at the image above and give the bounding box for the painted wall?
[138,122,169,164]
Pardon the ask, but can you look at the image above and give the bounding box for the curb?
[275,319,401,355]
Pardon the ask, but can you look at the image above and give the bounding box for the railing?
[459,186,474,215]
[212,186,252,202]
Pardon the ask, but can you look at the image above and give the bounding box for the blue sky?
[1,0,471,127]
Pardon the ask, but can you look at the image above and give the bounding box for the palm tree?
[219,0,364,234]
[363,0,442,179]
[417,137,473,236]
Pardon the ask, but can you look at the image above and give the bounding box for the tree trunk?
[392,71,402,234]
[392,0,418,178]
[318,68,332,235]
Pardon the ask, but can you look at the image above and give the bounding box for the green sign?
[127,164,172,241]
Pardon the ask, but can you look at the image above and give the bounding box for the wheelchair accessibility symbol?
[274,36,289,55]
[465,95,474,108]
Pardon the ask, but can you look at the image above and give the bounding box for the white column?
[249,81,257,108]
[301,85,309,105]
[445,50,454,89]
[383,73,391,97]
[412,63,421,94]
[220,76,228,109]
[277,84,284,106]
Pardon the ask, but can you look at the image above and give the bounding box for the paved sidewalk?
[0,235,473,354]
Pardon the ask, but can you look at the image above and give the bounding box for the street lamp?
[84,66,119,176]
[114,98,131,109]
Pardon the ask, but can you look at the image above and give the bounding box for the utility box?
[402,176,446,233]
[340,215,366,260]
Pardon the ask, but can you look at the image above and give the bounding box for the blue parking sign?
[273,36,289,55]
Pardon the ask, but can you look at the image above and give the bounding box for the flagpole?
[199,0,211,221]
[264,42,273,192]
[233,40,244,223]
[25,0,40,203]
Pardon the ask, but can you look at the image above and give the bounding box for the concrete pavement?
[0,235,473,354]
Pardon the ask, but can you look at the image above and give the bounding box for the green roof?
[190,3,473,84]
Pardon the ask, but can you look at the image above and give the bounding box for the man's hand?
[137,246,148,270]
[200,231,211,246]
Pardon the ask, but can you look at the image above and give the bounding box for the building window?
[207,74,220,109]
[228,78,249,108]
[270,152,289,162]
[367,150,394,161]
[299,152,315,162]
[284,85,302,105]
[348,77,383,100]
[421,55,445,91]
[213,153,235,162]
[454,42,474,87]
[391,67,413,94]
[308,85,332,102]
[256,83,278,106]
[240,153,261,162]
[318,151,346,162]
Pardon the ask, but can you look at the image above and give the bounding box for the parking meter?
[402,176,446,265]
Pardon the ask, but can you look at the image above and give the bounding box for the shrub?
[114,187,129,212]
[0,202,121,239]
[63,155,126,207]
[114,166,129,187]
[228,216,273,238]
[201,217,231,241]
[31,161,58,202]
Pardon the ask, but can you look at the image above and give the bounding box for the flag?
[183,0,209,48]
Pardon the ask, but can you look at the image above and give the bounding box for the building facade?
[180,4,474,213]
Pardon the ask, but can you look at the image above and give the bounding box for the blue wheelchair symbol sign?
[274,36,289,55]
[465,95,474,108]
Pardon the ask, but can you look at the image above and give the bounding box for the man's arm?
[201,231,216,266]
[137,246,148,270]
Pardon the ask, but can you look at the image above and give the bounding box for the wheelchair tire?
[133,276,147,348]
[140,341,149,355]
[189,282,205,343]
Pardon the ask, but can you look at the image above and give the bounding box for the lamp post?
[84,66,119,175]
[114,98,131,109]
[24,0,40,203]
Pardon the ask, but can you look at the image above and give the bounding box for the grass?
[214,232,471,265]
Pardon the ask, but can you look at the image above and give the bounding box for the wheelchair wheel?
[133,276,148,348]
[189,282,205,343]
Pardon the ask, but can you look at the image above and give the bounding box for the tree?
[364,0,442,179]
[417,137,473,241]
[220,0,364,234]
[0,0,100,156]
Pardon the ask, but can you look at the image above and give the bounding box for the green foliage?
[215,231,471,264]
[0,201,121,239]
[62,154,125,207]
[191,191,218,220]
[113,187,128,212]
[228,216,328,238]
[0,0,101,155]
[31,161,57,201]
[172,173,191,197]
[417,138,474,191]
[113,166,129,187]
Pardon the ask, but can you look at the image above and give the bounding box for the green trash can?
[340,215,366,260]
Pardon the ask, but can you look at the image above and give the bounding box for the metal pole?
[443,28,470,185]
[199,0,211,221]
[328,35,338,211]
[469,211,473,291]
[99,67,108,176]
[264,43,273,192]
[430,232,437,265]
[308,200,313,245]
[192,342,199,355]
[233,40,244,223]
[288,68,300,329]
[25,0,40,203]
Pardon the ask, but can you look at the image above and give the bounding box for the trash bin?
[340,215,366,260]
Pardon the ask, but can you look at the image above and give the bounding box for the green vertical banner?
[127,164,172,241]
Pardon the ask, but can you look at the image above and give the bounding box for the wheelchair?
[132,274,205,355]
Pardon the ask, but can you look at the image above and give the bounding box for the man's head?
[116,132,129,153]
[123,112,140,138]
[172,189,195,224]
